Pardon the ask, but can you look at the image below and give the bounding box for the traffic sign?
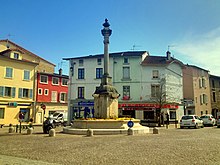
[127,120,134,128]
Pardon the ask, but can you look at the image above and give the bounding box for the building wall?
[0,57,37,125]
[209,75,220,118]
[183,65,211,116]
[0,40,55,74]
[35,73,68,123]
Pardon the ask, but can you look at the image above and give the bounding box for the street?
[0,126,220,165]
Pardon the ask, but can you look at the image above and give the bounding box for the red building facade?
[35,71,69,123]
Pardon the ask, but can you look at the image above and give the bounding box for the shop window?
[0,108,5,119]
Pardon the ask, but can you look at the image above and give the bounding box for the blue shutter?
[0,86,4,97]
[18,88,22,98]
[29,89,33,99]
[12,87,16,98]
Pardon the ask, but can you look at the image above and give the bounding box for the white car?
[180,115,204,129]
[200,114,216,126]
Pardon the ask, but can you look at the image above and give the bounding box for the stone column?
[93,19,120,119]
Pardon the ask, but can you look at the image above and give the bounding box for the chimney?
[58,68,62,75]
[166,51,171,60]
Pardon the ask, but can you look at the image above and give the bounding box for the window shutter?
[0,86,4,97]
[200,95,203,105]
[18,88,22,98]
[29,89,33,99]
[199,78,202,88]
[12,87,16,98]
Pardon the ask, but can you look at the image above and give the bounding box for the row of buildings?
[0,40,68,125]
[63,50,220,123]
[1,39,220,125]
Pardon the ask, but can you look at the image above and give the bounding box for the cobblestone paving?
[0,125,220,165]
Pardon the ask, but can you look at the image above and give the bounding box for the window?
[18,88,33,99]
[124,57,129,64]
[0,86,16,97]
[79,59,84,66]
[51,91,57,102]
[14,53,19,59]
[203,94,208,104]
[60,92,67,102]
[123,86,130,100]
[40,75,48,84]
[123,67,130,79]
[200,94,208,104]
[38,88,42,95]
[97,58,102,65]
[96,68,103,79]
[62,78,68,86]
[78,68,85,79]
[0,108,5,119]
[152,70,159,79]
[52,77,59,85]
[201,111,203,116]
[78,87,85,99]
[199,77,206,88]
[151,85,160,97]
[213,92,216,102]
[24,70,30,80]
[202,78,206,88]
[44,89,49,95]
[212,80,215,88]
[5,67,13,78]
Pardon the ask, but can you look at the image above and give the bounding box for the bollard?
[27,127,33,135]
[153,127,159,134]
[49,129,56,137]
[8,126,14,133]
[87,129,93,137]
[127,128,134,135]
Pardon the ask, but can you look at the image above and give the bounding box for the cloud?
[173,27,220,76]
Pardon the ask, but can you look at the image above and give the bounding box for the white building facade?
[64,51,184,123]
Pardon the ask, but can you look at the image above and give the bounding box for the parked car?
[200,114,216,126]
[180,115,204,129]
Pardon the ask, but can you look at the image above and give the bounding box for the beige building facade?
[183,65,211,116]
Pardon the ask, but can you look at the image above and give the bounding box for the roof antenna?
[131,44,141,51]
[6,34,13,49]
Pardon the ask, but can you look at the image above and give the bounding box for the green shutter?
[29,89,33,99]
[18,88,22,98]
[0,86,4,97]
[12,87,16,98]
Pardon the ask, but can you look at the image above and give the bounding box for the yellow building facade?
[0,51,38,125]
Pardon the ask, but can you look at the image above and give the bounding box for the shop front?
[119,103,180,123]
[70,100,94,120]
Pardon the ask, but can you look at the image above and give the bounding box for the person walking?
[166,113,169,129]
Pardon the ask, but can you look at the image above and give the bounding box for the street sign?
[127,120,134,128]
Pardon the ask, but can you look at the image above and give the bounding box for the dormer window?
[14,53,19,59]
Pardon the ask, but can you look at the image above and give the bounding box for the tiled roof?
[38,71,69,78]
[63,51,147,60]
[0,54,38,65]
[0,48,24,55]
[141,55,185,67]
[0,39,55,66]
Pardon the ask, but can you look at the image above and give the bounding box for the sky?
[1,0,220,76]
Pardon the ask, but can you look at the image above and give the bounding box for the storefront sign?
[119,103,178,110]
[78,101,94,106]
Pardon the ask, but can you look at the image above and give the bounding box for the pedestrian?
[166,113,169,129]
[161,113,164,126]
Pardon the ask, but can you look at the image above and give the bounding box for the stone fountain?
[63,19,149,135]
